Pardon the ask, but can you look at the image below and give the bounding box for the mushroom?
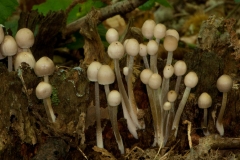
[154,23,166,43]
[14,52,36,71]
[141,19,156,40]
[106,28,119,44]
[87,61,103,148]
[15,28,34,52]
[36,81,56,123]
[165,29,180,41]
[125,38,143,129]
[216,74,233,136]
[139,43,149,69]
[147,40,159,73]
[107,90,124,154]
[163,35,178,65]
[34,56,55,83]
[0,25,4,44]
[174,60,187,96]
[172,71,198,137]
[198,92,212,136]
[1,35,18,71]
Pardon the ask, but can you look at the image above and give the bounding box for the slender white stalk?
[44,75,49,83]
[8,56,12,72]
[43,97,56,123]
[172,87,191,137]
[216,92,227,136]
[166,51,173,65]
[174,76,182,96]
[143,56,149,69]
[95,82,103,148]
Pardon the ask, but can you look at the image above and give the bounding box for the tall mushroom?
[216,74,233,136]
[172,71,198,137]
[87,61,103,148]
[107,90,124,154]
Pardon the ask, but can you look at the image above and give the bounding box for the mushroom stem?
[174,76,182,96]
[109,105,125,154]
[216,92,227,136]
[203,108,208,128]
[172,87,191,137]
[43,97,56,123]
[150,54,158,73]
[44,75,49,83]
[143,56,150,69]
[166,51,173,65]
[8,56,12,72]
[95,82,104,148]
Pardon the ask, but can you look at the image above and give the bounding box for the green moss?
[51,86,60,106]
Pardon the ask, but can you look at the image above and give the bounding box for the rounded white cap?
[174,60,187,76]
[15,28,34,49]
[166,29,179,41]
[147,40,158,56]
[154,23,166,40]
[106,28,119,44]
[107,41,124,59]
[163,65,174,79]
[167,90,177,102]
[97,65,115,85]
[139,43,147,57]
[217,74,233,93]
[14,52,36,70]
[34,56,55,77]
[87,61,102,82]
[107,90,122,106]
[125,38,139,56]
[123,67,128,76]
[148,73,162,89]
[140,69,153,84]
[1,35,18,56]
[198,92,212,109]
[0,26,4,44]
[163,102,172,111]
[163,35,178,52]
[184,71,198,88]
[36,81,52,99]
[141,19,156,39]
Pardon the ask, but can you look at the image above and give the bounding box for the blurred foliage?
[234,0,240,3]
[139,0,171,11]
[0,0,18,24]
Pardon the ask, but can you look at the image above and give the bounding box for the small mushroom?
[1,35,18,71]
[163,35,178,65]
[198,92,212,136]
[216,74,233,136]
[36,81,56,123]
[14,52,36,70]
[107,90,124,154]
[15,28,34,52]
[34,56,55,83]
[106,28,119,44]
[174,60,187,96]
[141,19,156,40]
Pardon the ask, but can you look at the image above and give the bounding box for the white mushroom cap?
[87,61,102,82]
[0,26,4,44]
[36,81,52,99]
[123,67,128,76]
[217,74,233,93]
[1,35,18,56]
[184,71,198,88]
[125,38,139,56]
[163,65,174,79]
[0,50,5,60]
[141,19,156,39]
[107,41,124,59]
[198,92,212,109]
[163,101,172,111]
[97,65,115,85]
[166,29,179,41]
[34,56,55,77]
[174,60,187,76]
[139,43,147,57]
[107,90,122,106]
[168,90,177,102]
[15,28,34,49]
[163,35,178,52]
[106,28,119,44]
[147,40,158,56]
[154,23,166,40]
[14,51,36,70]
[140,69,153,84]
[148,73,162,89]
